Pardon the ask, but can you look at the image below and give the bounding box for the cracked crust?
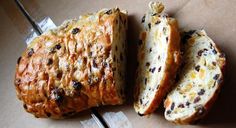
[134,2,181,116]
[15,8,127,119]
[164,30,226,124]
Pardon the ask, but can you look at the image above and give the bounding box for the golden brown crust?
[15,8,127,118]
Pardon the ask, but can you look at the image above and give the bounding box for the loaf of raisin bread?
[15,8,127,118]
[164,30,226,124]
[134,2,181,116]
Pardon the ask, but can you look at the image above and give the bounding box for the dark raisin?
[149,68,152,72]
[144,100,149,106]
[56,71,62,79]
[166,110,171,115]
[141,15,146,23]
[186,101,190,106]
[55,44,61,50]
[178,104,185,108]
[163,27,166,33]
[138,112,144,116]
[17,57,22,64]
[196,32,201,36]
[217,78,223,84]
[51,88,64,105]
[46,112,51,117]
[23,104,27,109]
[158,66,161,72]
[213,74,220,80]
[212,49,217,54]
[72,28,80,34]
[113,55,116,61]
[197,50,204,56]
[88,52,92,57]
[212,61,216,66]
[144,78,147,85]
[47,58,53,65]
[198,89,205,95]
[146,62,150,66]
[148,23,151,29]
[155,20,160,24]
[28,48,34,57]
[140,99,143,104]
[166,37,169,42]
[120,53,123,61]
[93,60,97,68]
[151,67,156,73]
[158,55,160,60]
[194,96,201,103]
[213,81,216,87]
[138,40,143,45]
[72,80,82,90]
[171,102,175,110]
[195,105,205,116]
[103,61,108,67]
[105,9,112,15]
[195,65,200,72]
[219,53,225,58]
[149,48,152,52]
[210,43,213,49]
[151,13,157,16]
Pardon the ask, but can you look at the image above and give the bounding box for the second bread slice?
[134,2,181,116]
[164,30,226,124]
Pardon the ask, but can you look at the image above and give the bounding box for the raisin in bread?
[134,2,181,116]
[164,30,226,124]
[14,8,127,119]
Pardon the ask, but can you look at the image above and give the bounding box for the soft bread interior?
[165,30,225,123]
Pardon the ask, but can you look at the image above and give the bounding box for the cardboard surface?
[1,0,236,127]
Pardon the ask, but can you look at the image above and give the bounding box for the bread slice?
[15,8,127,118]
[134,2,181,116]
[164,30,226,124]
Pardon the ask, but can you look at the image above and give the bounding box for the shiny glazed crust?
[15,8,127,118]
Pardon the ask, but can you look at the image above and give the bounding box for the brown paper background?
[0,0,236,127]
